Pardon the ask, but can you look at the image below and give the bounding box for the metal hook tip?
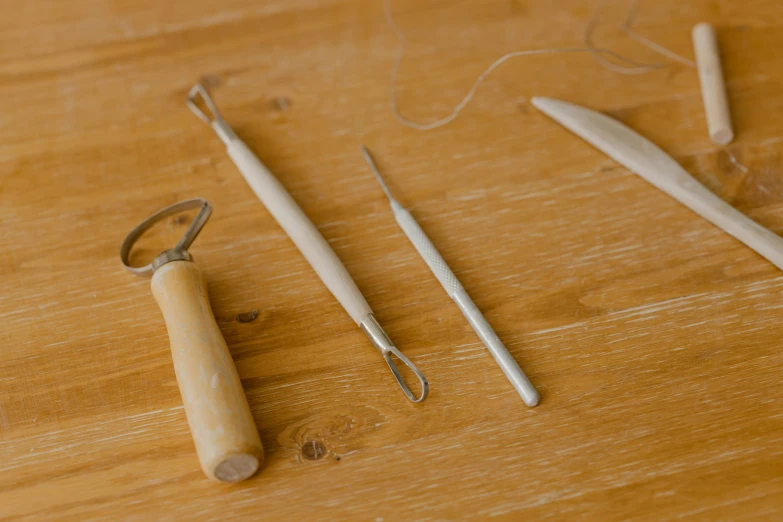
[186,83,222,126]
[360,145,396,204]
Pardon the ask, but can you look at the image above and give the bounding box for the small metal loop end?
[187,84,223,126]
[120,198,212,276]
[186,83,238,145]
[383,345,429,403]
[359,314,429,403]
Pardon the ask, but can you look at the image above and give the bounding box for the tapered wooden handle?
[227,140,372,324]
[532,96,783,272]
[151,261,263,482]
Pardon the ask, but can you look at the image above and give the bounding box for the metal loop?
[120,198,212,276]
[186,84,224,126]
[383,345,430,403]
[359,314,429,403]
[186,83,238,145]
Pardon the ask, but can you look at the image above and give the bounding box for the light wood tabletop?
[2,0,783,520]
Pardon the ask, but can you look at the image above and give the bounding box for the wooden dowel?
[692,22,733,145]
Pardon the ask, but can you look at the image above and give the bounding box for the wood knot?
[236,309,259,323]
[301,440,327,461]
[279,407,385,463]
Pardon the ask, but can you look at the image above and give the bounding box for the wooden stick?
[152,261,264,482]
[692,22,734,145]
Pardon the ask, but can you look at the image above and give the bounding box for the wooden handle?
[692,22,733,145]
[227,140,372,323]
[151,261,263,482]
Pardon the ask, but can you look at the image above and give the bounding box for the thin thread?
[389,47,600,131]
[620,0,696,68]
[385,0,696,131]
[583,0,662,75]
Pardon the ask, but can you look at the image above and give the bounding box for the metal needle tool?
[186,84,428,403]
[361,147,540,407]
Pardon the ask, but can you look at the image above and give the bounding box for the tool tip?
[530,96,557,111]
[187,84,218,125]
[524,390,541,407]
[186,83,238,144]
[360,145,374,166]
[360,146,397,204]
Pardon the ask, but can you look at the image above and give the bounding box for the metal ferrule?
[359,314,394,355]
[152,249,193,272]
[211,119,238,146]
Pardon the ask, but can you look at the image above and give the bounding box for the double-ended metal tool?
[121,198,263,483]
[187,85,428,403]
[361,147,540,407]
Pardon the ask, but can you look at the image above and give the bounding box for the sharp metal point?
[361,145,397,204]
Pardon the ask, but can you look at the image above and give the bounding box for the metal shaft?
[362,145,540,407]
[453,289,540,406]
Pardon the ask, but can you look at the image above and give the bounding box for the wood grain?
[1,0,782,520]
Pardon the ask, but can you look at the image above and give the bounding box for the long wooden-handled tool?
[186,85,429,403]
[121,198,263,482]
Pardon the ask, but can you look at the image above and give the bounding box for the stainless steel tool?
[361,147,540,407]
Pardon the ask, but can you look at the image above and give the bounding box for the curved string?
[620,0,696,67]
[583,0,663,75]
[384,0,696,131]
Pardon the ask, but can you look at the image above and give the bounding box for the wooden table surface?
[2,0,783,520]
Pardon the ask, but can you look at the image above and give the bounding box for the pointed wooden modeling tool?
[532,97,783,271]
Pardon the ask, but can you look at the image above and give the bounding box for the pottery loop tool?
[532,97,783,271]
[120,198,264,482]
[361,147,541,407]
[186,84,428,403]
